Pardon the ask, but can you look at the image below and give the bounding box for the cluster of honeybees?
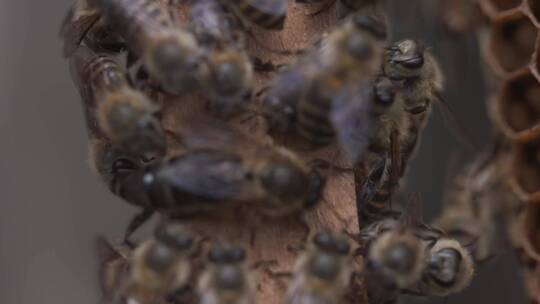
[59,0,522,303]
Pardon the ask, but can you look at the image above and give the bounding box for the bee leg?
[356,160,387,226]
[123,209,155,247]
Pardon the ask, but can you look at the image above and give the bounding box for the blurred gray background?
[0,0,528,303]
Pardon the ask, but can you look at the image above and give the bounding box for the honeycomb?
[478,0,540,301]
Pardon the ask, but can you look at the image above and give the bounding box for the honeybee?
[359,195,436,304]
[198,244,255,304]
[434,142,507,263]
[112,117,325,241]
[60,0,125,57]
[357,40,445,222]
[284,231,353,304]
[123,223,198,303]
[86,0,207,93]
[414,238,475,297]
[262,13,388,163]
[222,0,287,30]
[382,39,444,175]
[70,46,165,157]
[189,0,254,116]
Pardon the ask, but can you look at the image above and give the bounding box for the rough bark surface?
[159,1,365,303]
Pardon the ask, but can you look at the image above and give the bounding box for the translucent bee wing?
[178,116,262,157]
[69,46,104,138]
[330,81,372,164]
[60,4,101,57]
[157,150,248,201]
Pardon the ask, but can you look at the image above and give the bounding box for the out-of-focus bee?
[70,46,165,157]
[413,238,475,297]
[358,196,436,304]
[198,244,255,304]
[112,118,324,240]
[222,0,287,30]
[262,13,388,163]
[434,142,507,263]
[60,0,125,57]
[96,236,131,303]
[284,231,353,304]
[189,0,254,116]
[86,0,207,93]
[123,223,198,303]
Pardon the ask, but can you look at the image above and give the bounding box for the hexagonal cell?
[525,204,540,256]
[489,13,538,74]
[526,0,540,25]
[512,140,540,203]
[496,69,540,140]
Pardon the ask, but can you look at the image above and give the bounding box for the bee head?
[215,265,245,290]
[154,223,194,252]
[260,163,311,203]
[373,77,396,107]
[102,92,165,157]
[145,242,176,273]
[382,242,417,275]
[149,32,205,93]
[313,232,351,255]
[309,252,340,281]
[384,39,426,80]
[208,246,246,264]
[427,248,462,287]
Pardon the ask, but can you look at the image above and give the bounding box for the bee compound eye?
[208,248,227,263]
[314,232,334,249]
[310,253,340,280]
[334,239,351,255]
[346,34,372,59]
[399,56,424,69]
[155,224,194,251]
[384,243,415,274]
[216,265,244,290]
[229,247,246,262]
[153,40,185,72]
[111,158,138,174]
[145,243,176,273]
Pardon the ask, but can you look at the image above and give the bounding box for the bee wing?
[179,116,262,157]
[435,91,479,152]
[69,46,104,138]
[60,5,100,57]
[159,150,250,201]
[330,81,372,164]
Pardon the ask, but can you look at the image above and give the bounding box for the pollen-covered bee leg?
[123,209,155,247]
